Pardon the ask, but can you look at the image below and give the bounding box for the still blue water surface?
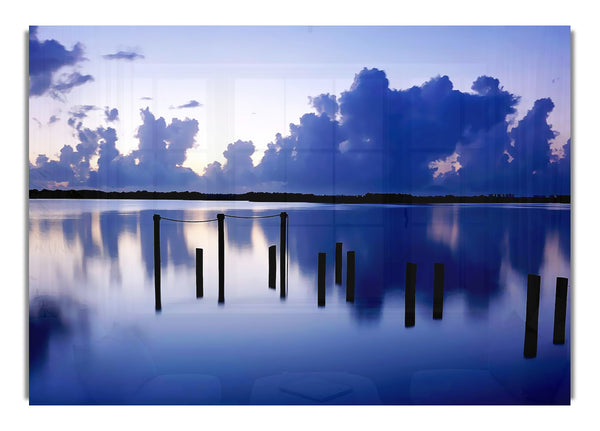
[28,199,571,404]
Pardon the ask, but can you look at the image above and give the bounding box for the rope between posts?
[158,213,281,223]
[159,216,218,223]
[223,213,281,219]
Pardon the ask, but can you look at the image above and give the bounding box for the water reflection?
[139,211,155,277]
[28,201,571,405]
[99,211,137,259]
[225,218,256,250]
[286,205,508,318]
[29,295,90,372]
[36,203,570,321]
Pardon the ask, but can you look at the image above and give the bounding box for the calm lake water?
[28,199,571,405]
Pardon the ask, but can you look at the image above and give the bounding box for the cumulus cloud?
[32,107,203,191]
[29,68,570,196]
[35,154,48,165]
[255,112,341,193]
[221,140,257,191]
[30,125,100,189]
[251,68,567,196]
[91,108,200,190]
[29,26,92,98]
[163,116,200,167]
[30,155,77,189]
[500,98,563,195]
[509,98,557,174]
[309,94,338,119]
[87,127,122,188]
[103,51,145,61]
[104,107,119,122]
[251,68,523,194]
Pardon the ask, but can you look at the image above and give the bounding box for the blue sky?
[29,25,571,195]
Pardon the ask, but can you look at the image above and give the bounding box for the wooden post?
[346,251,355,302]
[217,213,225,304]
[268,245,276,289]
[196,248,203,298]
[405,262,416,327]
[335,242,343,284]
[280,212,288,298]
[153,214,161,311]
[318,253,326,306]
[524,274,541,358]
[432,263,445,320]
[553,277,568,345]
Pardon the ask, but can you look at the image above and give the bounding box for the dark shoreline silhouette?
[29,189,570,204]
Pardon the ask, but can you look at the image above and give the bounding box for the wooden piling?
[553,277,568,345]
[268,245,276,289]
[432,263,445,319]
[153,214,161,311]
[405,262,416,327]
[524,274,541,358]
[318,253,326,306]
[346,251,355,302]
[335,242,343,284]
[280,212,288,298]
[196,248,203,298]
[217,214,225,304]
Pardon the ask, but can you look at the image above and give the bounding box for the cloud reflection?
[34,203,572,322]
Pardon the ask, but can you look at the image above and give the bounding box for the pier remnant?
[405,262,417,327]
[318,253,326,306]
[432,263,445,320]
[553,277,568,345]
[269,245,276,289]
[153,214,161,311]
[346,251,355,302]
[280,212,288,298]
[217,213,225,304]
[335,242,343,284]
[524,274,541,358]
[196,248,203,298]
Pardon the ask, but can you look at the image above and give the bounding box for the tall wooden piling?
[280,212,288,298]
[153,214,161,311]
[553,277,568,345]
[318,253,326,306]
[217,213,225,304]
[196,248,203,298]
[335,242,343,284]
[268,245,276,289]
[346,251,355,302]
[432,263,445,319]
[405,262,416,327]
[524,274,541,358]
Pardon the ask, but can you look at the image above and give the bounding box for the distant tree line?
[28,189,570,204]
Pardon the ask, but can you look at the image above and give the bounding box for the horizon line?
[28,189,571,204]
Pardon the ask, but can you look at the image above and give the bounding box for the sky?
[28,25,571,195]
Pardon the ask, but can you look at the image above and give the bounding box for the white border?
[4,1,597,430]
